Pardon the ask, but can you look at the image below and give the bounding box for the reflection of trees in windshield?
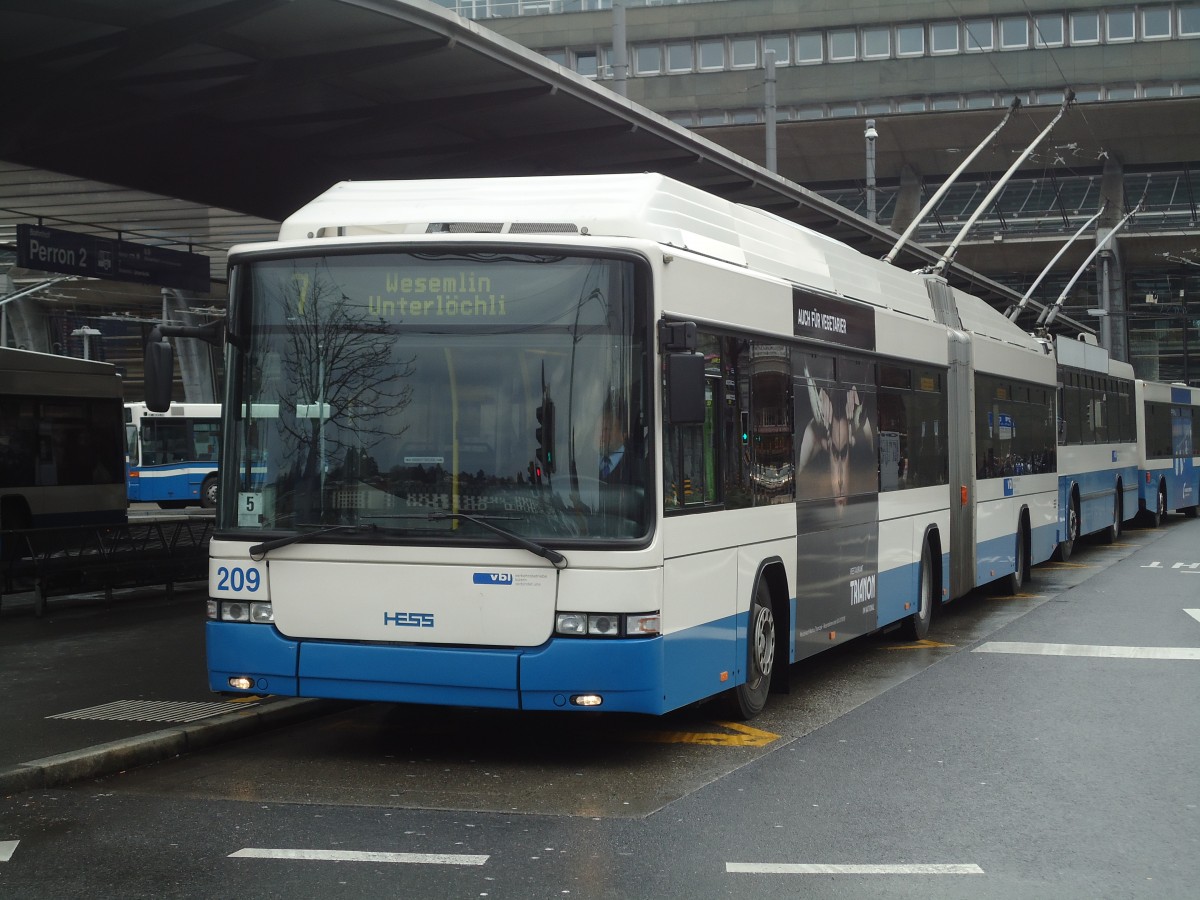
[273,269,414,498]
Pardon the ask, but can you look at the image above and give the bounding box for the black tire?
[728,580,776,720]
[1147,484,1166,528]
[899,541,934,641]
[1058,496,1079,561]
[200,477,219,510]
[1002,521,1027,595]
[1100,491,1120,544]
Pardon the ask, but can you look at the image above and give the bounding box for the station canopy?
[0,0,1068,322]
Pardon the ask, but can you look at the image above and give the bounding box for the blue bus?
[1052,335,1139,559]
[1134,380,1200,526]
[124,402,220,508]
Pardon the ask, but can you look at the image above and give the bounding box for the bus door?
[946,330,976,599]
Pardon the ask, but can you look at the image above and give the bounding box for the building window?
[1073,88,1102,102]
[828,103,859,117]
[698,39,725,70]
[796,105,825,120]
[965,94,995,108]
[1106,85,1137,100]
[574,50,597,77]
[1180,4,1200,36]
[828,29,857,61]
[1071,11,1100,44]
[763,34,790,65]
[667,41,693,72]
[542,49,567,67]
[796,32,823,63]
[897,98,927,112]
[731,37,758,68]
[1106,9,1135,42]
[1142,84,1174,98]
[1035,90,1065,105]
[964,20,993,51]
[1142,6,1172,39]
[730,109,758,124]
[863,101,891,114]
[1034,14,1064,47]
[930,95,961,110]
[634,44,662,75]
[1000,17,1029,49]
[698,111,726,126]
[931,22,959,54]
[862,27,890,59]
[896,24,924,56]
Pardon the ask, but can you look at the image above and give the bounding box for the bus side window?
[663,332,721,511]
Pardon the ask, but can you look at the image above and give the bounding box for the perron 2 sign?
[17,224,210,293]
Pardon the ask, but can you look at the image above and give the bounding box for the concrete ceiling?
[0,0,1097,329]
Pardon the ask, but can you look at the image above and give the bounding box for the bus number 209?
[216,566,261,593]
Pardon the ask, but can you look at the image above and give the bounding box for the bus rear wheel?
[1145,485,1166,528]
[200,477,219,509]
[899,541,934,641]
[1003,520,1027,595]
[728,581,775,720]
[1057,496,1080,562]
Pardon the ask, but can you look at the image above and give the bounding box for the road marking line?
[975,641,1200,660]
[228,849,488,865]
[726,863,984,875]
[881,639,955,650]
[626,720,779,747]
[1186,609,1200,625]
[0,840,18,863]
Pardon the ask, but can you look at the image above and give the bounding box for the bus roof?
[0,346,120,378]
[264,173,1039,352]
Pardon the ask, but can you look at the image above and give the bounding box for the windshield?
[221,249,651,544]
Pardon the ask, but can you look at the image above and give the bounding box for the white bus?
[0,347,126,534]
[1052,336,1139,559]
[124,401,221,508]
[1134,379,1200,526]
[188,174,1057,717]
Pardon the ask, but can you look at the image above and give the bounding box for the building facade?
[444,0,1200,383]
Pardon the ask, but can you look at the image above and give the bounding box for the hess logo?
[473,572,513,585]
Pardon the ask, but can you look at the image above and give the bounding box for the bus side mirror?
[144,330,175,413]
[666,352,706,424]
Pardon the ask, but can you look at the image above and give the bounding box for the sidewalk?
[0,585,332,794]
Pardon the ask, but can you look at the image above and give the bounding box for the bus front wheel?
[728,581,776,720]
[200,477,219,509]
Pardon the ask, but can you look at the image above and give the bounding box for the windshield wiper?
[249,523,377,560]
[391,512,567,569]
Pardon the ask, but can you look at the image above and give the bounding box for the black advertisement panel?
[17,224,210,293]
[791,347,880,659]
[793,288,876,351]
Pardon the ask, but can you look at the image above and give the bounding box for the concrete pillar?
[889,165,924,236]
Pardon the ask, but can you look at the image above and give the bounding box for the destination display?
[17,224,210,293]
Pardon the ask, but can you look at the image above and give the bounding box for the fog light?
[228,676,254,690]
[221,602,250,623]
[571,694,603,707]
[588,614,620,636]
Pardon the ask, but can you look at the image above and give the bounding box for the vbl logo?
[384,611,435,628]
[473,572,513,585]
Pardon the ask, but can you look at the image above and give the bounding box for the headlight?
[555,611,660,638]
[221,601,250,623]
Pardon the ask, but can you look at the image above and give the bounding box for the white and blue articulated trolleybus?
[147,174,1058,718]
[1133,379,1200,526]
[1051,336,1139,559]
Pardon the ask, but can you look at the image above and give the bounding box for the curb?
[0,698,341,795]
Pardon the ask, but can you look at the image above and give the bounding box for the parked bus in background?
[1052,335,1139,559]
[0,347,126,534]
[124,402,221,508]
[146,174,1057,718]
[1134,380,1200,526]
